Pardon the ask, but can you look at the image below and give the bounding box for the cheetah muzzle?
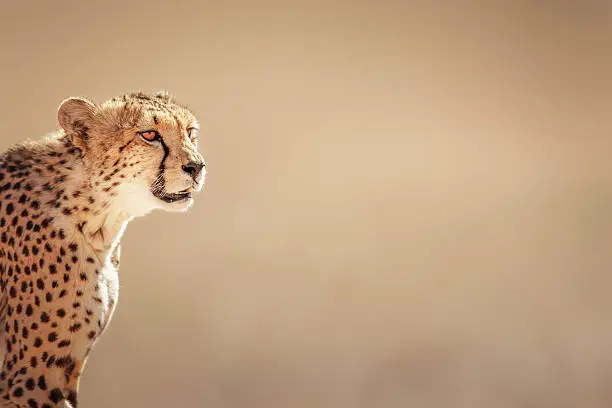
[0,91,206,407]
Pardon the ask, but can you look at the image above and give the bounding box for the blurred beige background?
[2,1,612,407]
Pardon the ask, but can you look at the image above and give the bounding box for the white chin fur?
[116,183,195,216]
[115,183,162,217]
[157,197,194,213]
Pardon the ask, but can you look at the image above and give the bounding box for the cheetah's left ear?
[58,97,97,150]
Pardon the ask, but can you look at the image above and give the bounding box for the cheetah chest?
[68,257,119,357]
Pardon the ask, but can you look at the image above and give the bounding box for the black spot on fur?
[37,375,47,390]
[57,340,70,348]
[49,387,63,403]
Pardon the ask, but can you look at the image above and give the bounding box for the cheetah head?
[57,91,206,216]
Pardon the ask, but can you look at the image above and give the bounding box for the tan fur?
[0,91,205,407]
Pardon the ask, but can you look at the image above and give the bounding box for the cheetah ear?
[57,97,97,150]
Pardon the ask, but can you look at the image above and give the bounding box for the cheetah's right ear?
[57,97,97,151]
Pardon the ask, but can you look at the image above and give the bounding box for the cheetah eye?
[187,127,199,140]
[138,130,161,143]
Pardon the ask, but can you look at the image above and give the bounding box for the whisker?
[150,173,165,195]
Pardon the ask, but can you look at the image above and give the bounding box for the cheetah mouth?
[153,187,193,203]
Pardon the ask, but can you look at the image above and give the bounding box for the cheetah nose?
[182,161,205,181]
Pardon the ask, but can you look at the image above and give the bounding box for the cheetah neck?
[7,134,134,263]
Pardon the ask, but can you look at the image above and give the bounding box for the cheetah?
[0,91,206,407]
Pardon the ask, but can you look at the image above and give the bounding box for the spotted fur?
[0,91,205,407]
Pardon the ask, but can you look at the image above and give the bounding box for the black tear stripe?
[157,138,170,190]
